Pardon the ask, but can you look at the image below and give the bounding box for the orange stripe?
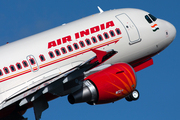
[40,37,122,68]
[106,80,128,94]
[110,73,131,92]
[151,24,157,28]
[112,65,133,90]
[122,73,133,90]
[121,65,136,86]
[0,69,31,82]
[0,37,122,83]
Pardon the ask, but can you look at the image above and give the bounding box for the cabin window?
[0,70,3,76]
[145,15,152,23]
[115,28,121,35]
[149,14,157,21]
[67,45,73,52]
[4,67,9,74]
[91,37,97,43]
[103,32,109,39]
[109,30,115,37]
[29,58,36,65]
[16,63,22,70]
[39,55,46,61]
[97,35,103,41]
[10,65,16,72]
[85,39,91,45]
[73,43,79,50]
[49,51,55,58]
[22,61,29,67]
[61,47,67,54]
[55,49,61,56]
[79,41,85,47]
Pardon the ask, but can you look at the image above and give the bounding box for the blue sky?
[0,0,179,120]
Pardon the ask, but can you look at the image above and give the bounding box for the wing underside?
[0,49,117,120]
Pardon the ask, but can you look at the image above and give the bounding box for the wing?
[0,49,117,120]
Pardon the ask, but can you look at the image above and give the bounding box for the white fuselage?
[0,8,176,108]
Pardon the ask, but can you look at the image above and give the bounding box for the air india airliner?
[0,7,176,120]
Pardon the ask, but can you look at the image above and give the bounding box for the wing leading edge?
[0,49,117,120]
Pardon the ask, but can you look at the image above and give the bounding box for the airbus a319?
[0,7,176,120]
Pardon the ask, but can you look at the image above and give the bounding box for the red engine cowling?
[68,63,137,105]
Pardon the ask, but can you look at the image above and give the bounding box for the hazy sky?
[0,0,179,120]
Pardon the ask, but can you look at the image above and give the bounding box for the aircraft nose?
[166,21,176,42]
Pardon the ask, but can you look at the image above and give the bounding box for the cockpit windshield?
[145,14,157,24]
[149,14,157,21]
[145,15,152,23]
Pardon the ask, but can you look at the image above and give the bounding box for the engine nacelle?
[68,63,137,105]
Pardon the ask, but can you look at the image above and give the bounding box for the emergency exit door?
[27,55,39,72]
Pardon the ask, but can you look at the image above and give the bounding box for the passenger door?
[116,13,141,45]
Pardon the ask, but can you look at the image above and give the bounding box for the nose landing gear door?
[27,55,39,72]
[116,13,141,45]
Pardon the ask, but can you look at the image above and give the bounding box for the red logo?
[48,21,115,49]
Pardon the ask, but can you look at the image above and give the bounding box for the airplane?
[0,6,176,120]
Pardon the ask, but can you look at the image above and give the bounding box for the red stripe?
[0,37,122,83]
[0,69,31,82]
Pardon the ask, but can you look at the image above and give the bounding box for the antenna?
[97,6,104,13]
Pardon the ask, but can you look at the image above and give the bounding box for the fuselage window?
[4,67,9,74]
[0,70,3,76]
[73,43,79,50]
[39,55,46,61]
[103,32,109,39]
[110,30,115,37]
[85,39,91,45]
[22,61,29,67]
[79,41,85,47]
[91,37,97,43]
[55,49,61,56]
[145,15,152,23]
[115,28,121,35]
[49,51,55,58]
[16,63,22,70]
[61,47,67,54]
[67,45,73,52]
[97,35,103,41]
[29,58,36,65]
[149,14,157,21]
[10,65,16,72]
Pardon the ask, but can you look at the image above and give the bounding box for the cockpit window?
[148,14,157,21]
[145,15,152,23]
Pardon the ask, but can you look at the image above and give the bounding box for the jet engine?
[68,63,138,105]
